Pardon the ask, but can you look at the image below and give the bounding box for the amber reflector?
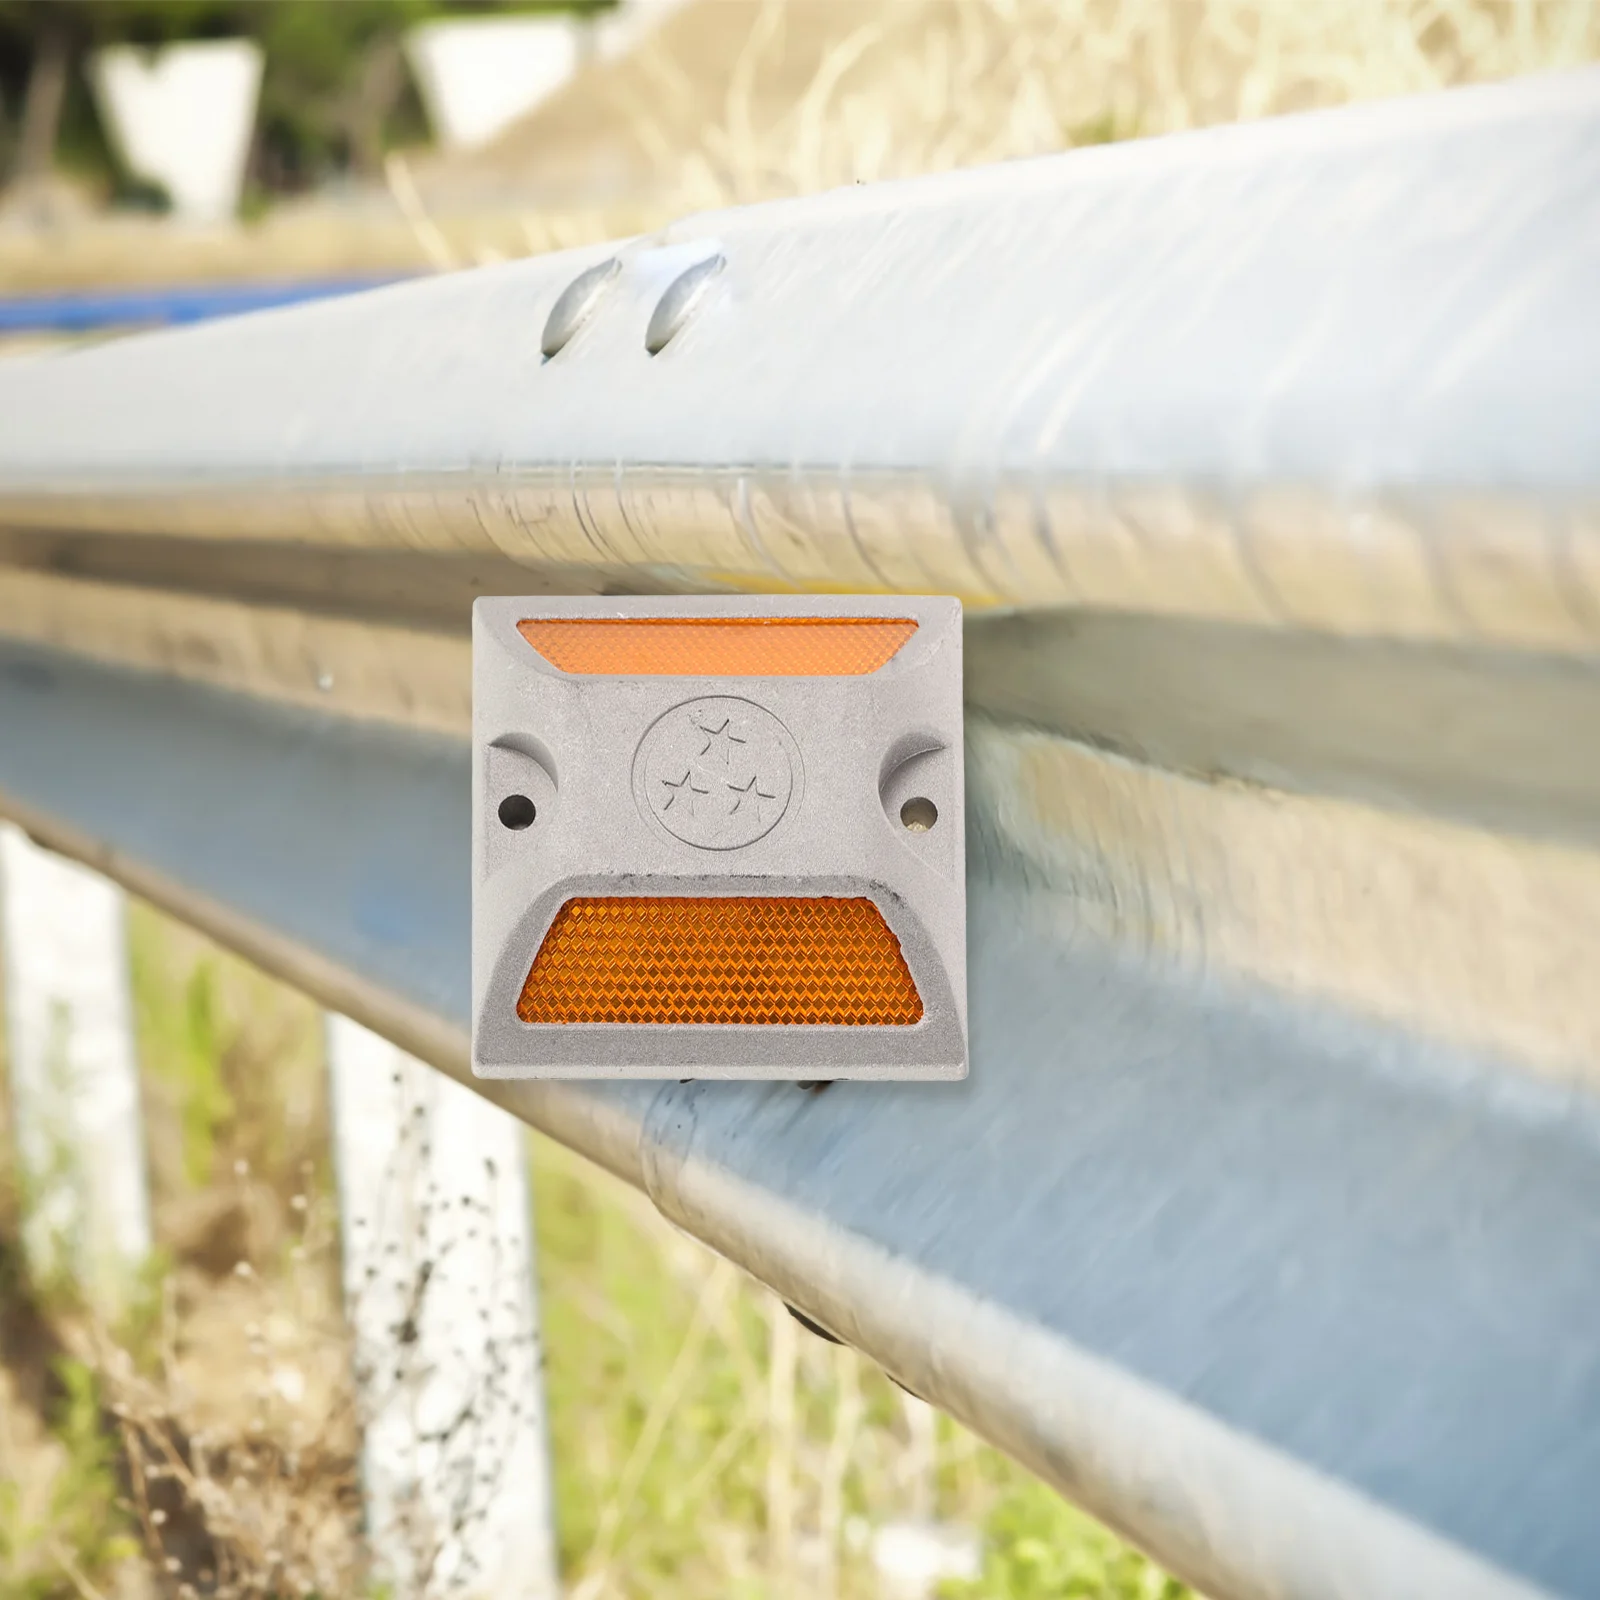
[517,616,917,677]
[517,896,923,1026]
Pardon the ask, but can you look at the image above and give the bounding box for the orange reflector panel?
[517,896,924,1026]
[517,616,917,677]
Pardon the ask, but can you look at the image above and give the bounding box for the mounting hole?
[498,794,537,830]
[900,796,938,833]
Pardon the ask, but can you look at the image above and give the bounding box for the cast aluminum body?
[472,594,966,1078]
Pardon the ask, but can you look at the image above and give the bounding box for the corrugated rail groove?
[1,68,1598,1600]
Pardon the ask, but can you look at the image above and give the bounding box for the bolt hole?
[900,797,938,832]
[498,794,537,830]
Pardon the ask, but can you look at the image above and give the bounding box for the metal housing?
[472,594,966,1078]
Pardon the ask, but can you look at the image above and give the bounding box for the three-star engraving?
[639,697,795,850]
[660,710,777,823]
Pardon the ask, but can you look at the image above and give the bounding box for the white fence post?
[404,16,581,152]
[89,39,263,223]
[326,1014,557,1600]
[0,824,151,1305]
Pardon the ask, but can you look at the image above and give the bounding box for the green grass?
[127,900,334,1232]
[0,1359,140,1600]
[949,1487,1191,1600]
[0,1232,142,1600]
[531,1134,1190,1600]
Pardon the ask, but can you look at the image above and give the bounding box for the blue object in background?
[0,274,410,333]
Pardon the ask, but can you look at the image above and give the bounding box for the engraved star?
[692,713,748,768]
[659,768,712,815]
[726,772,779,817]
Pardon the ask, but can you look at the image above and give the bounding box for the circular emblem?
[634,696,799,850]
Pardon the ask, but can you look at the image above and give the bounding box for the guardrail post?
[0,824,151,1306]
[325,1014,557,1599]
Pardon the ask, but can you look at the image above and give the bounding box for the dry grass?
[2,0,1594,289]
[0,905,368,1600]
[457,0,1600,253]
[92,1238,365,1600]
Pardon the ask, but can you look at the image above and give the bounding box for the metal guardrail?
[1,66,1598,1600]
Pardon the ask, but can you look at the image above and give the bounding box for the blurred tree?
[249,0,432,189]
[0,0,610,195]
[253,1,611,188]
[0,1,238,185]
[0,1,77,182]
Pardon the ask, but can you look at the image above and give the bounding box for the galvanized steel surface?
[0,72,1595,652]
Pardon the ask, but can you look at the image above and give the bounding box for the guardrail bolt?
[541,256,620,360]
[645,254,725,355]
